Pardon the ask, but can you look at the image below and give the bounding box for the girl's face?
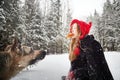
[71,23,80,39]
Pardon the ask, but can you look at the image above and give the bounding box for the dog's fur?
[0,38,46,80]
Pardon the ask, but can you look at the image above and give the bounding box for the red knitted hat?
[70,19,92,39]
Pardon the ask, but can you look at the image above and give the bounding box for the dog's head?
[0,37,46,80]
[5,37,33,55]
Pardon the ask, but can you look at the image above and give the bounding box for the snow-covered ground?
[11,52,120,80]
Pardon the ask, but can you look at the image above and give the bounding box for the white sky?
[70,0,112,20]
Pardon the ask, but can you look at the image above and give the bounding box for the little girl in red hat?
[64,19,114,80]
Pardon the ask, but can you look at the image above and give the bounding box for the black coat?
[71,35,114,80]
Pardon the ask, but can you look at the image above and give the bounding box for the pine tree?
[22,0,45,49]
[44,0,62,54]
[92,10,101,41]
[60,0,72,53]
[112,0,120,51]
[0,0,21,51]
[101,0,115,51]
[0,0,6,50]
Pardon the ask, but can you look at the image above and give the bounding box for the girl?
[65,19,114,80]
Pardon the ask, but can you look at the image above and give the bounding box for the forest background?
[0,0,120,54]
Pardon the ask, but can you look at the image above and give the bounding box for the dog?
[0,37,46,80]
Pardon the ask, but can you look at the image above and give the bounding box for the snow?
[11,52,120,80]
[104,52,120,80]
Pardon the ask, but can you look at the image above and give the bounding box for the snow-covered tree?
[112,0,120,51]
[60,0,72,53]
[89,0,120,51]
[0,0,22,51]
[101,0,115,51]
[87,10,101,41]
[21,0,46,49]
[0,0,72,53]
[43,0,62,53]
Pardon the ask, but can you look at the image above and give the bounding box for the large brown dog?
[0,38,46,80]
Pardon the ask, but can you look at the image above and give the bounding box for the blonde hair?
[69,24,81,61]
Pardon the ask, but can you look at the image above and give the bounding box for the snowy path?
[11,52,120,80]
[11,54,70,80]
